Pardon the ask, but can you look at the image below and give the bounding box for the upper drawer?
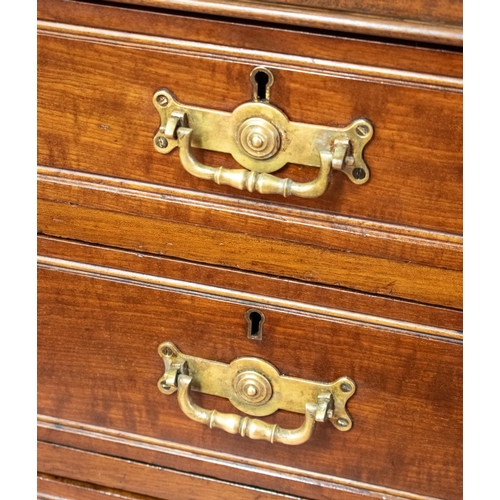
[104,0,463,46]
[37,1,462,307]
[37,1,463,235]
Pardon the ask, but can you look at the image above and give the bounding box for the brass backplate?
[158,342,355,431]
[153,88,372,184]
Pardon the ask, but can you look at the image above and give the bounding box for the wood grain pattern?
[38,474,164,500]
[37,255,461,339]
[37,198,463,308]
[249,0,463,25]
[38,167,463,272]
[37,3,462,499]
[37,418,438,500]
[37,265,463,499]
[38,20,462,91]
[102,0,463,45]
[38,0,463,80]
[37,25,463,235]
[38,443,300,500]
[37,236,463,333]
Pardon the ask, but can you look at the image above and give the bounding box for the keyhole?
[245,309,265,340]
[250,67,274,102]
[255,72,268,100]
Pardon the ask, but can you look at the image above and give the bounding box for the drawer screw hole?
[245,309,265,340]
[156,94,169,107]
[355,124,370,137]
[156,136,168,149]
[161,346,174,357]
[352,168,366,180]
[340,382,353,393]
[337,418,349,428]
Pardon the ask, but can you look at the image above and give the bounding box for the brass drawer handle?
[158,342,356,445]
[178,374,318,445]
[176,127,337,198]
[153,69,373,199]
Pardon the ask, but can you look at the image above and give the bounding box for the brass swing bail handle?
[177,374,322,445]
[153,89,373,199]
[176,127,341,199]
[157,342,355,446]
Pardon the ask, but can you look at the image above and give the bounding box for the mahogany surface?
[38,236,463,332]
[37,1,463,308]
[37,0,463,498]
[103,0,463,45]
[38,443,298,500]
[38,0,464,75]
[37,25,463,235]
[38,259,462,499]
[38,474,165,500]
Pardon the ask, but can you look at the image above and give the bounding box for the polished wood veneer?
[38,241,462,499]
[104,0,463,45]
[38,0,462,498]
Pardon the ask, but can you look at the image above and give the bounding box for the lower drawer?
[38,470,165,500]
[38,445,294,500]
[37,238,462,500]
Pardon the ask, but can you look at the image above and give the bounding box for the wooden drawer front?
[37,15,462,236]
[37,1,463,308]
[239,0,463,25]
[38,472,168,500]
[38,448,295,500]
[104,0,463,46]
[38,244,462,500]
